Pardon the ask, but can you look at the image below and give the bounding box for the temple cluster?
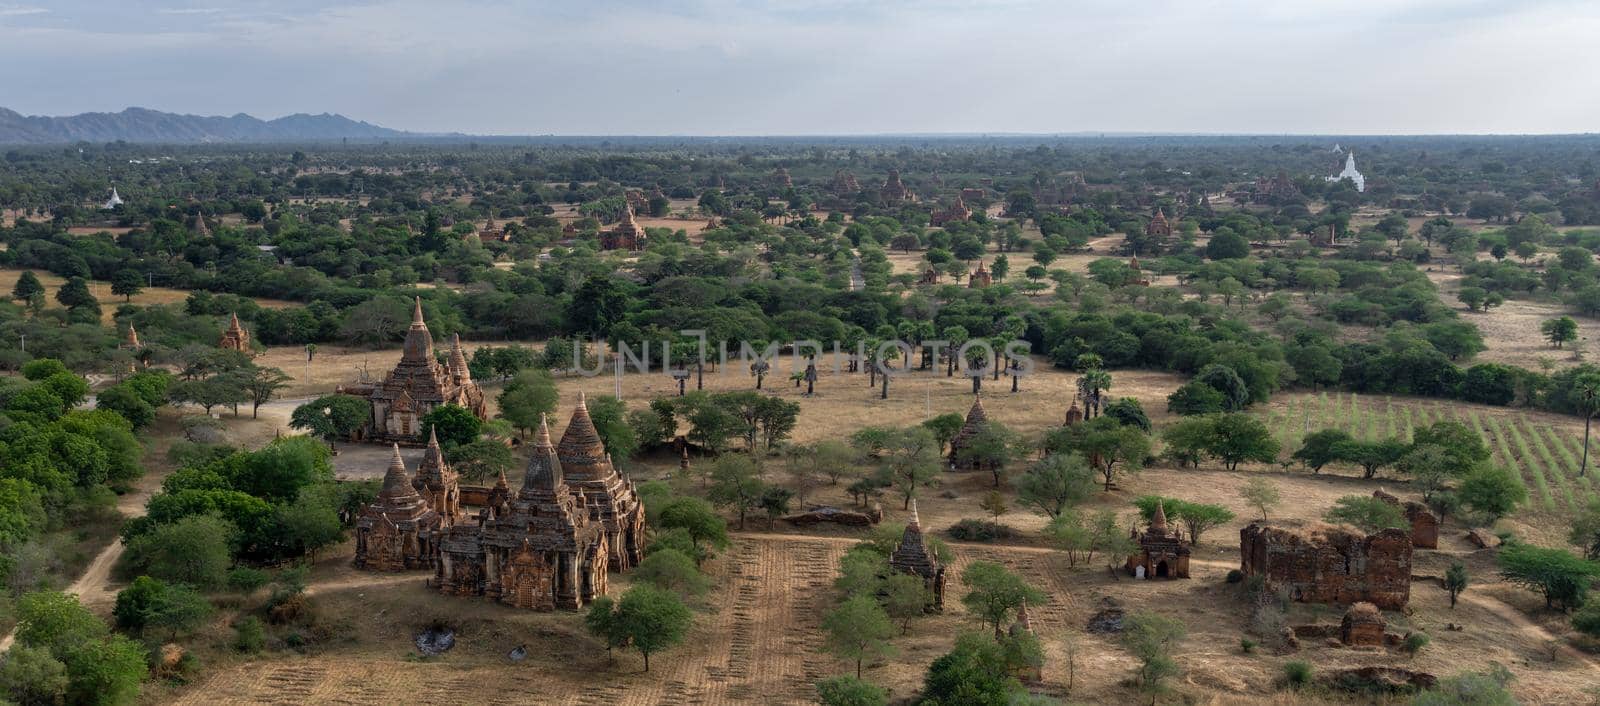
[352,395,645,611]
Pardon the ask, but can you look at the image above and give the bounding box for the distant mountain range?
[0,107,411,144]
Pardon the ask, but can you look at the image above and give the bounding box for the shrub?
[1282,660,1313,689]
[1402,632,1431,657]
[1574,601,1600,638]
[233,616,265,654]
[1226,569,1245,584]
[227,567,271,593]
[1239,638,1257,654]
[946,518,1016,542]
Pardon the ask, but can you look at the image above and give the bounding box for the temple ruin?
[434,414,610,610]
[1125,500,1190,579]
[888,500,946,611]
[1372,488,1439,549]
[218,313,251,352]
[948,395,992,471]
[601,208,647,251]
[337,298,488,445]
[353,445,445,571]
[1239,520,1411,609]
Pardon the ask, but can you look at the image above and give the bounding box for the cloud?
[0,0,1597,135]
[0,5,47,16]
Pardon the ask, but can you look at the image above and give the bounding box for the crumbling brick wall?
[1239,521,1411,609]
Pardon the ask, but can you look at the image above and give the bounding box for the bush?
[233,616,265,654]
[1226,569,1245,584]
[945,518,1016,542]
[1402,632,1431,657]
[1282,660,1313,689]
[815,674,888,706]
[1239,638,1257,654]
[227,567,271,593]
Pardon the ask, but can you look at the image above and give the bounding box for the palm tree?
[1576,373,1600,476]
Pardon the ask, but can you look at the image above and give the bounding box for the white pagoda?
[1326,152,1365,192]
[102,187,123,210]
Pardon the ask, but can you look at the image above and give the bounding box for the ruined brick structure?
[337,299,487,445]
[218,312,251,352]
[960,188,987,203]
[880,169,914,203]
[477,214,508,242]
[121,323,141,350]
[832,170,861,195]
[888,500,946,611]
[1340,602,1385,647]
[948,395,992,471]
[930,196,972,226]
[433,414,610,610]
[968,260,993,288]
[1063,400,1083,426]
[1126,500,1190,579]
[1145,210,1172,238]
[772,167,793,189]
[412,429,461,524]
[601,208,647,251]
[1239,520,1411,609]
[1372,489,1439,549]
[354,445,444,571]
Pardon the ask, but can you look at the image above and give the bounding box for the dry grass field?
[0,268,294,324]
[153,340,1600,705]
[156,464,1600,705]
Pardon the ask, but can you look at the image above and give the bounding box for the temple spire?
[412,296,425,325]
[909,498,922,530]
[1152,499,1168,533]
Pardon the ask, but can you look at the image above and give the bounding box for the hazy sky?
[2,0,1597,135]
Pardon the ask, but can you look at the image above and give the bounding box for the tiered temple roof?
[219,312,250,351]
[968,260,993,288]
[1145,210,1171,237]
[353,445,443,571]
[832,169,861,195]
[601,208,647,251]
[880,169,914,203]
[948,395,992,469]
[557,393,646,570]
[888,500,946,610]
[1126,500,1190,579]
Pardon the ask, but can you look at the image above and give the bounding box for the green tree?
[1204,413,1280,471]
[633,547,710,599]
[1239,477,1281,520]
[110,269,143,302]
[274,485,344,561]
[446,439,517,483]
[959,561,1047,638]
[1045,416,1150,491]
[1573,600,1600,638]
[583,595,628,661]
[113,576,212,640]
[1014,452,1095,519]
[1324,495,1408,533]
[707,454,765,529]
[497,369,558,438]
[1122,612,1186,705]
[1333,437,1408,479]
[1497,543,1600,611]
[587,395,639,462]
[1457,464,1527,523]
[656,497,729,563]
[1293,429,1352,473]
[11,269,45,307]
[882,572,931,634]
[1444,561,1469,609]
[612,584,693,671]
[957,422,1021,487]
[879,426,941,509]
[920,632,1021,706]
[96,385,155,429]
[922,413,965,454]
[814,675,888,706]
[0,644,69,706]
[1570,498,1600,560]
[118,514,235,589]
[420,404,482,448]
[1540,317,1579,348]
[823,594,897,678]
[242,366,291,418]
[288,394,371,448]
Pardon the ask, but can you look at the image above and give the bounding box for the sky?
[2,0,1597,136]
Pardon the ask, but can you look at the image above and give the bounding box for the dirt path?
[1455,590,1600,670]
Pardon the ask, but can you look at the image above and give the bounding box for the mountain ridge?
[0,107,411,144]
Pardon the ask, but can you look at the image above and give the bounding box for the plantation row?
[1259,392,1600,514]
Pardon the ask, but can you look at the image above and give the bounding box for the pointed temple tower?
[354,445,443,571]
[218,313,251,352]
[888,500,947,611]
[435,414,609,609]
[1126,499,1191,579]
[411,429,461,525]
[557,393,646,570]
[345,297,487,444]
[968,260,993,289]
[601,208,647,251]
[948,395,993,471]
